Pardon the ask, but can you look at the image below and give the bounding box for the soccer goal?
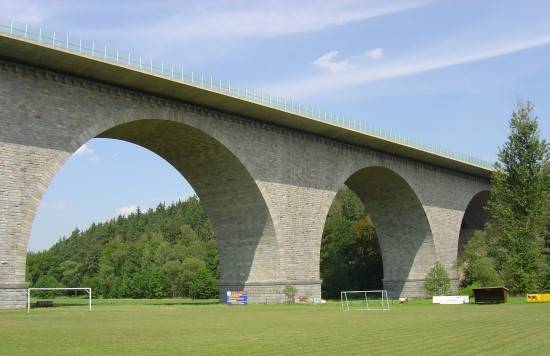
[340,290,390,311]
[27,288,92,313]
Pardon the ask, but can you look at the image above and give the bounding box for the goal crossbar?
[27,287,92,313]
[341,290,390,311]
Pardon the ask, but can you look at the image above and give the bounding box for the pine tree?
[486,101,549,293]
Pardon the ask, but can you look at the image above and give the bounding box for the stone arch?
[458,190,490,258]
[328,165,437,298]
[24,117,280,302]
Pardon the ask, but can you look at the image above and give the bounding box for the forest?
[26,188,382,299]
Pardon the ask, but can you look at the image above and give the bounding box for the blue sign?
[226,290,248,305]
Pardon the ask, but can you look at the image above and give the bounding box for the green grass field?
[1,298,549,355]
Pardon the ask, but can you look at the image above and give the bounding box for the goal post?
[27,287,92,313]
[341,290,390,311]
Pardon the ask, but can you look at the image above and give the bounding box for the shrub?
[282,285,297,303]
[459,282,481,297]
[33,274,61,298]
[424,262,451,296]
[191,270,219,299]
[464,257,503,287]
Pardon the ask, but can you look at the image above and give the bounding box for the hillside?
[27,189,382,299]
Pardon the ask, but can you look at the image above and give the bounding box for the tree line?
[27,197,219,299]
[27,189,382,299]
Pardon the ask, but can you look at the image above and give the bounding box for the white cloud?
[313,51,349,73]
[96,0,432,42]
[116,205,138,217]
[313,48,383,73]
[268,32,550,96]
[366,48,384,59]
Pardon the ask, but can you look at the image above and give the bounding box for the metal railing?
[0,19,494,170]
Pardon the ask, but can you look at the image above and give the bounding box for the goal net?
[340,290,390,311]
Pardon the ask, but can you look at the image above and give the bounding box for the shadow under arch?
[458,191,491,259]
[33,118,280,301]
[336,166,437,298]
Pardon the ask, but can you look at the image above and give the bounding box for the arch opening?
[321,166,436,299]
[458,191,491,259]
[320,186,383,299]
[26,118,279,302]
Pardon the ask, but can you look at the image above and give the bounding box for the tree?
[485,101,549,293]
[191,269,218,299]
[27,196,220,299]
[320,186,383,299]
[60,260,82,287]
[34,274,60,288]
[461,231,503,288]
[424,262,450,296]
[161,261,185,298]
[34,274,61,298]
[180,257,209,298]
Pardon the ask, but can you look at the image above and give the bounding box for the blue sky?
[4,0,548,251]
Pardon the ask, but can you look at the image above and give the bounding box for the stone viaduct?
[0,31,491,308]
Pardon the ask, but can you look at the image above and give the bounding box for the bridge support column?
[424,205,468,295]
[0,141,67,309]
[220,280,321,304]
[0,284,28,309]
[383,279,427,299]
[241,180,333,303]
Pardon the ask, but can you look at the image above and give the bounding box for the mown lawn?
[0,298,548,355]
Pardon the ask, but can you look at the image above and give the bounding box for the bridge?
[0,23,491,308]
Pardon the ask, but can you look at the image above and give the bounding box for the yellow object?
[526,294,550,302]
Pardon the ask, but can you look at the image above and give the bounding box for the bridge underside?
[0,58,490,308]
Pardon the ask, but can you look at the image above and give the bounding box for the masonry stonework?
[0,60,490,308]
